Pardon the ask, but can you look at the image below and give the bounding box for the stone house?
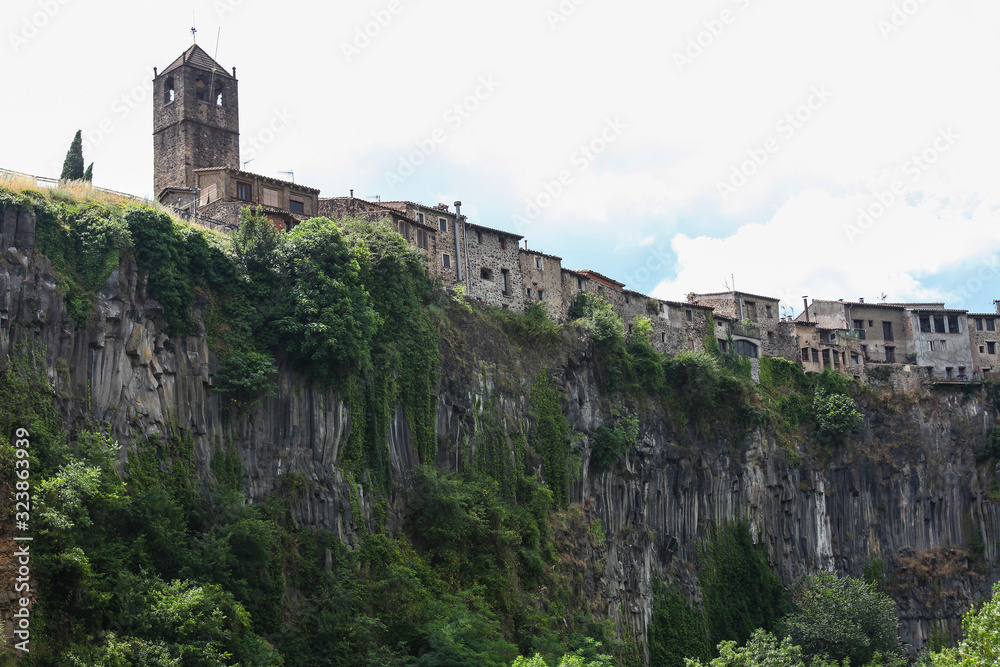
[795,320,866,376]
[560,269,592,320]
[968,311,1000,378]
[905,307,975,381]
[380,201,462,284]
[319,196,437,263]
[687,291,787,357]
[463,223,525,310]
[519,247,563,317]
[798,300,912,366]
[153,45,320,231]
[190,167,319,231]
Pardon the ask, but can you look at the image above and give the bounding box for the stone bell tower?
[152,44,239,197]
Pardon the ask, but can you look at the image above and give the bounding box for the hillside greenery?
[0,187,995,666]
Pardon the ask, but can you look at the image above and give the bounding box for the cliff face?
[2,202,998,659]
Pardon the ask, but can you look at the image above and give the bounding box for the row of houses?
[150,45,1000,384]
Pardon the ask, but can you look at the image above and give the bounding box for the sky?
[3,0,1000,316]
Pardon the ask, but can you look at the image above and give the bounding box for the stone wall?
[465,225,524,310]
[968,314,1000,377]
[519,248,563,317]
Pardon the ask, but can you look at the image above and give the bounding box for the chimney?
[349,189,354,198]
[802,296,809,323]
[453,201,463,283]
[232,66,237,77]
[995,299,999,314]
[859,297,864,303]
[153,67,158,77]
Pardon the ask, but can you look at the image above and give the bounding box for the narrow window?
[940,340,946,350]
[746,301,757,321]
[538,289,545,300]
[195,76,208,102]
[687,339,694,350]
[236,181,252,201]
[980,346,986,353]
[628,323,633,335]
[661,332,666,343]
[928,341,935,352]
[476,230,482,243]
[289,199,305,215]
[946,367,953,379]
[262,187,280,208]
[686,309,693,322]
[868,320,874,327]
[822,349,830,365]
[933,315,945,333]
[811,349,819,363]
[767,331,774,343]
[959,366,966,379]
[481,268,492,280]
[164,76,175,104]
[988,342,996,355]
[765,305,773,318]
[214,83,225,106]
[717,338,726,352]
[416,212,425,224]
[976,318,984,331]
[526,288,532,298]
[802,348,810,361]
[625,295,631,305]
[439,218,447,232]
[499,237,506,250]
[919,315,931,333]
[988,319,996,332]
[885,346,895,363]
[443,254,451,268]
[851,353,859,365]
[882,321,894,341]
[535,257,542,269]
[577,278,584,291]
[501,269,510,296]
[861,344,868,358]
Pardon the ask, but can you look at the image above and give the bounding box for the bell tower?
[152,44,239,197]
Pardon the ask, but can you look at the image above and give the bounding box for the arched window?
[214,83,225,106]
[735,339,759,358]
[164,77,175,104]
[195,76,208,102]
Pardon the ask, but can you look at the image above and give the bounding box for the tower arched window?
[164,77,175,104]
[195,76,208,102]
[214,83,225,106]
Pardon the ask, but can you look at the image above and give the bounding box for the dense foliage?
[924,582,1000,666]
[647,580,711,667]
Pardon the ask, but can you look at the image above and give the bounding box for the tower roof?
[161,44,234,79]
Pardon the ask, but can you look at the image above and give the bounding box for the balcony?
[842,329,866,340]
[731,319,760,338]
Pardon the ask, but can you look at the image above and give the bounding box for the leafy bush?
[975,425,1000,461]
[648,579,711,667]
[926,581,1000,666]
[531,373,571,504]
[813,387,863,439]
[779,571,905,667]
[212,351,278,402]
[685,628,845,667]
[590,406,639,474]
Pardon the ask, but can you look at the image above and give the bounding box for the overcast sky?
[4,0,1000,316]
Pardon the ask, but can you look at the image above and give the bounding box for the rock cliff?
[1,202,997,660]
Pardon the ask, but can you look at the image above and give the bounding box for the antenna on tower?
[208,28,222,106]
[880,292,888,303]
[278,170,295,183]
[191,12,197,43]
[243,158,254,170]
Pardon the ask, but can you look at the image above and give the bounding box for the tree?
[84,162,93,182]
[813,387,863,439]
[648,579,711,667]
[927,582,1000,666]
[60,130,85,180]
[684,628,843,667]
[779,571,905,667]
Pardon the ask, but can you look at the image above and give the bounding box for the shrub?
[813,387,863,439]
[590,406,639,474]
[926,581,1000,666]
[648,579,711,667]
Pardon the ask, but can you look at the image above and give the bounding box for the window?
[237,181,252,201]
[661,332,667,344]
[851,353,860,365]
[989,342,996,355]
[802,348,810,361]
[765,305,773,318]
[501,269,510,296]
[535,257,542,269]
[195,76,208,101]
[687,340,695,350]
[812,349,820,363]
[853,319,864,331]
[499,237,506,250]
[981,346,986,353]
[882,321,894,341]
[577,278,585,291]
[416,212,425,224]
[717,338,726,352]
[822,349,830,366]
[861,344,868,359]
[939,340,946,350]
[919,315,931,333]
[948,315,960,333]
[628,323,633,335]
[439,218,447,232]
[164,77,175,104]
[885,346,895,363]
[199,183,218,206]
[625,295,631,305]
[526,288,532,298]
[214,83,225,106]
[977,318,984,331]
[959,366,966,379]
[481,268,493,280]
[946,367,953,379]
[988,319,997,332]
[928,340,936,352]
[767,331,774,343]
[290,199,305,215]
[476,230,482,244]
[686,309,693,322]
[262,188,280,207]
[933,315,945,333]
[416,229,428,248]
[735,340,759,358]
[538,289,545,300]
[443,254,451,269]
[746,301,757,321]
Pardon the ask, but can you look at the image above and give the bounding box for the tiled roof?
[467,221,523,241]
[161,44,234,78]
[520,248,562,261]
[579,270,625,288]
[967,312,1000,317]
[193,167,320,193]
[692,290,780,303]
[320,197,437,230]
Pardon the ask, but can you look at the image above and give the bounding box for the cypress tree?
[84,162,93,182]
[60,130,85,181]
